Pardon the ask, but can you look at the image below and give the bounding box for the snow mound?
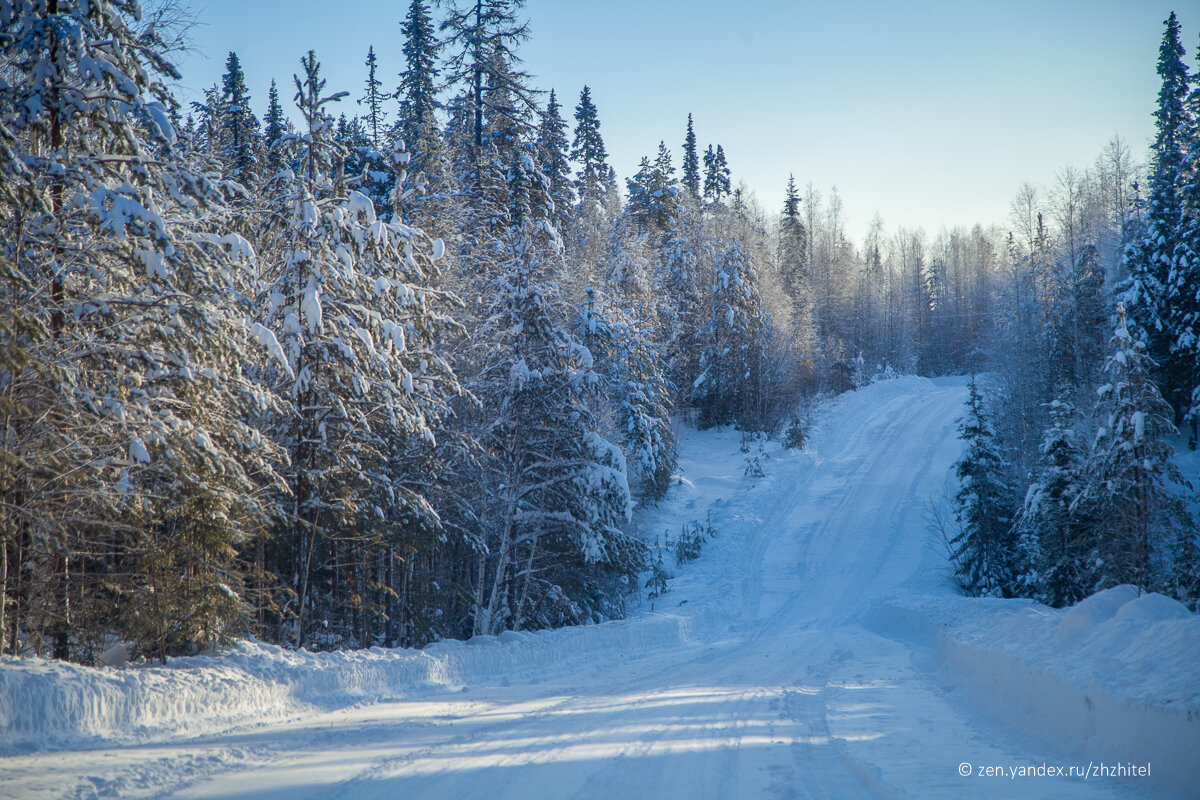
[871,586,1200,799]
[1055,584,1141,643]
[1114,591,1193,622]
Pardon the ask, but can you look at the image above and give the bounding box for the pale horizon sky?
[172,1,1194,244]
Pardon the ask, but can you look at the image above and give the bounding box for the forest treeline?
[0,1,1195,664]
[948,12,1200,611]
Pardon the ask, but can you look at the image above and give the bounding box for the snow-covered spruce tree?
[394,0,449,225]
[949,378,1018,598]
[625,142,679,235]
[681,114,700,199]
[471,142,641,636]
[1073,304,1194,596]
[692,241,768,429]
[1013,394,1093,606]
[1044,243,1108,402]
[219,51,261,183]
[536,89,574,238]
[556,85,612,293]
[570,85,609,217]
[1123,12,1192,419]
[579,289,677,501]
[703,143,731,204]
[262,78,289,176]
[351,46,394,215]
[250,51,461,649]
[0,0,284,661]
[778,174,813,342]
[657,201,712,407]
[1174,31,1200,442]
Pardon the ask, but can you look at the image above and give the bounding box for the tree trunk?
[513,535,538,630]
[0,537,7,657]
[52,554,69,660]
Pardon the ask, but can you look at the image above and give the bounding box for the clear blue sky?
[173,1,1192,242]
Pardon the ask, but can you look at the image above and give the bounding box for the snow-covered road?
[3,378,1182,798]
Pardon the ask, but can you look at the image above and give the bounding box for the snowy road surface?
[2,378,1176,798]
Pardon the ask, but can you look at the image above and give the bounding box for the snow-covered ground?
[2,376,1197,799]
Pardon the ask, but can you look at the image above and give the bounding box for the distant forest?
[1,1,1196,664]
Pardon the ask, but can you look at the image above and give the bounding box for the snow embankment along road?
[2,376,1197,800]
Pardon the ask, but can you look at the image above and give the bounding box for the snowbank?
[0,604,727,755]
[870,585,1200,799]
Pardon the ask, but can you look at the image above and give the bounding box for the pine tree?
[681,113,700,198]
[1073,304,1194,595]
[949,378,1017,598]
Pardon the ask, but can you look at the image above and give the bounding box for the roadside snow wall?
[871,585,1200,800]
[0,603,727,755]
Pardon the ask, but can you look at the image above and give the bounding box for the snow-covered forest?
[1,0,1198,672]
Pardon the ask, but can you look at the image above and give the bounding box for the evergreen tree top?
[1153,12,1190,180]
[783,173,801,219]
[222,51,250,105]
[571,85,609,204]
[682,113,699,198]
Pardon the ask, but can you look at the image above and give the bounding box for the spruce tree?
[472,142,639,634]
[778,174,811,325]
[1013,394,1091,606]
[681,113,700,198]
[1123,12,1191,419]
[359,45,387,151]
[703,143,731,203]
[1173,30,1200,440]
[536,89,575,234]
[220,51,261,181]
[658,202,711,406]
[395,0,444,193]
[571,85,609,213]
[1074,304,1194,595]
[580,288,677,501]
[263,78,288,174]
[949,378,1017,598]
[440,0,536,158]
[692,242,767,428]
[625,142,678,233]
